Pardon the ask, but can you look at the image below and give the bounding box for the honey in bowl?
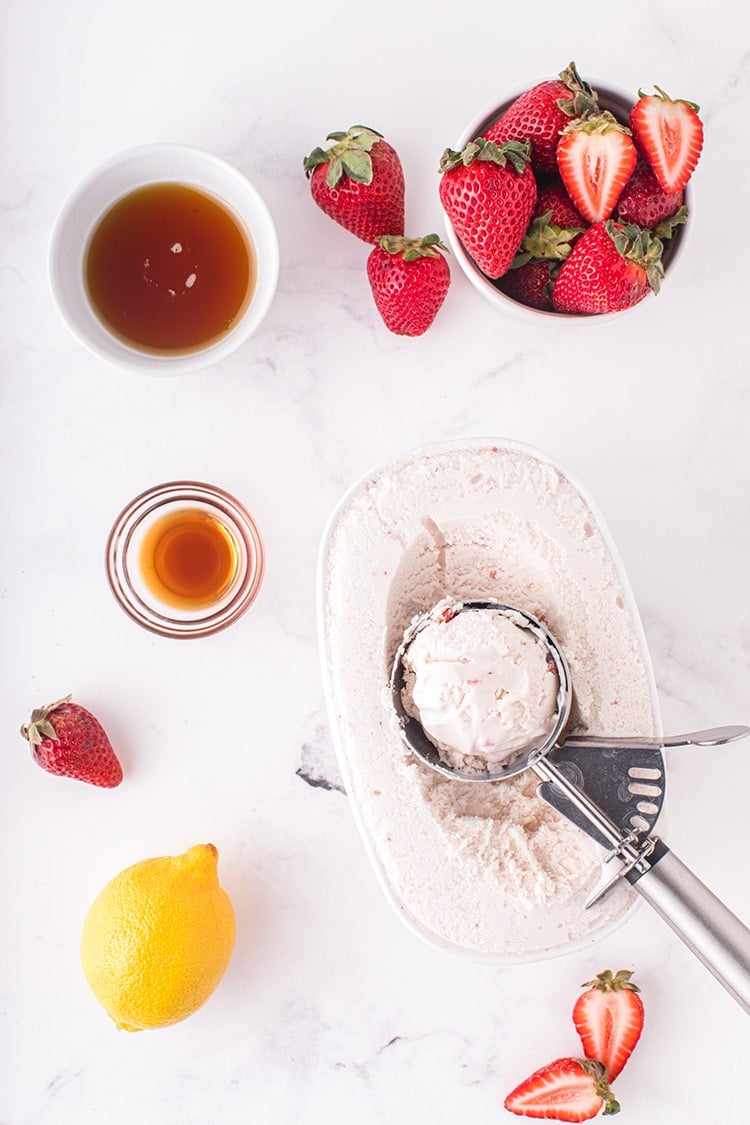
[85,183,255,354]
[139,508,239,610]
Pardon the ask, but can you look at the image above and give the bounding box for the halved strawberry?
[573,969,644,1081]
[504,1057,620,1121]
[630,87,704,193]
[557,113,637,224]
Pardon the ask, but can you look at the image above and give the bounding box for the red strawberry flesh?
[630,87,703,194]
[573,969,644,1081]
[504,1056,619,1121]
[557,115,637,225]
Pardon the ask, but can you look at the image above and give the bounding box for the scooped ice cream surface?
[402,605,560,771]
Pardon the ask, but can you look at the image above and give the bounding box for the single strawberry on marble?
[21,694,123,787]
[303,125,405,243]
[367,234,450,337]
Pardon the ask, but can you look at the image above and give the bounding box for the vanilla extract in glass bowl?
[106,482,265,638]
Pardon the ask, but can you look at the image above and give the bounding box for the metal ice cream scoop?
[391,598,750,1016]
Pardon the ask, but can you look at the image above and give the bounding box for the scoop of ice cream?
[402,606,559,771]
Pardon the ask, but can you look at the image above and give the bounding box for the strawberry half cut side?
[556,113,637,224]
[573,969,645,1081]
[630,86,704,194]
[504,1057,620,1121]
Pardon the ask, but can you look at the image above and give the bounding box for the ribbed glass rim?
[105,480,265,638]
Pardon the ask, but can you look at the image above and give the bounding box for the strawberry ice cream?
[400,602,560,772]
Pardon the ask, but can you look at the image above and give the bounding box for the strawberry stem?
[605,221,664,294]
[557,61,601,119]
[375,234,448,260]
[582,968,641,993]
[579,1059,621,1116]
[510,210,584,267]
[21,695,73,745]
[439,138,531,174]
[303,126,385,187]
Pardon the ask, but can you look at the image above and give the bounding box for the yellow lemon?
[80,843,235,1031]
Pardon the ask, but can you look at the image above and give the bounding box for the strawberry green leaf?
[557,60,600,119]
[653,205,689,240]
[341,150,373,184]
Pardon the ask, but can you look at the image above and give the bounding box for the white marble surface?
[2,1,749,1121]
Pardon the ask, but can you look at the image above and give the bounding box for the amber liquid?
[139,509,239,610]
[85,183,254,353]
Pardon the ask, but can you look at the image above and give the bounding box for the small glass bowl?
[105,481,265,638]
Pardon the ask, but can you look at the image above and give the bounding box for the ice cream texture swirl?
[403,605,559,771]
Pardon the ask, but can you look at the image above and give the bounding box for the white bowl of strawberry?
[440,62,703,317]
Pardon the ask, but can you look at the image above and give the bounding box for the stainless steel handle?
[633,847,750,1015]
[561,725,750,753]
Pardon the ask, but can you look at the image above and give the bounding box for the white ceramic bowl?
[49,144,279,375]
[442,83,691,322]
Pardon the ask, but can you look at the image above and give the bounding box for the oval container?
[318,438,663,964]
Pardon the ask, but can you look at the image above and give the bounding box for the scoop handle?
[629,844,750,1015]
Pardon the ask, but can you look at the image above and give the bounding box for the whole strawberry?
[21,695,123,787]
[486,61,600,174]
[367,234,450,336]
[498,258,560,311]
[439,138,537,279]
[303,125,405,243]
[534,176,587,230]
[616,158,686,230]
[552,220,664,315]
[498,208,583,311]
